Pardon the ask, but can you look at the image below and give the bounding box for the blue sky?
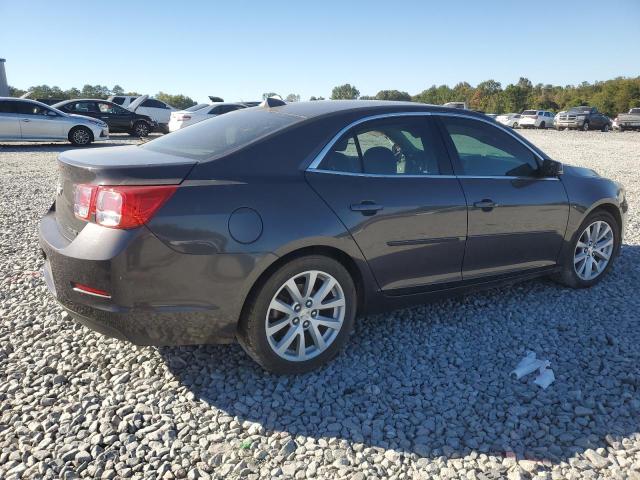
[1,0,639,103]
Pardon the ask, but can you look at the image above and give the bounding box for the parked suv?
[53,99,156,137]
[108,95,176,133]
[518,110,555,129]
[0,97,108,145]
[555,106,612,131]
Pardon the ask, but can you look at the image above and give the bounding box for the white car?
[0,97,108,145]
[168,103,247,132]
[518,110,555,129]
[496,113,521,128]
[108,95,176,133]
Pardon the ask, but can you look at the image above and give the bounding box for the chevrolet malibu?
[39,100,627,373]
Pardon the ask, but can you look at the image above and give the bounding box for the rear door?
[306,114,468,293]
[436,114,569,279]
[0,100,21,139]
[138,99,172,124]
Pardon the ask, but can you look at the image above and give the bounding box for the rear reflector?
[72,282,111,299]
[74,184,178,229]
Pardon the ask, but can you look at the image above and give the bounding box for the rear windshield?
[141,108,302,160]
[522,110,537,115]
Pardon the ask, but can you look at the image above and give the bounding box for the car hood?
[68,113,104,124]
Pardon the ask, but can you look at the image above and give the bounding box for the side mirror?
[540,158,563,177]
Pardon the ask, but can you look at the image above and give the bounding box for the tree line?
[10,76,640,116]
[327,77,640,116]
[8,84,198,110]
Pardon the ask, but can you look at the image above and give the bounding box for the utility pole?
[0,59,9,97]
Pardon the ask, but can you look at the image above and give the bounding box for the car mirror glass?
[540,159,563,177]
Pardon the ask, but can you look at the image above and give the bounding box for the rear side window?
[318,117,443,176]
[440,116,539,177]
[141,109,301,160]
[111,97,125,105]
[142,99,168,109]
[13,102,50,116]
[0,101,16,113]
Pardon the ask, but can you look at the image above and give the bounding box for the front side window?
[68,102,98,113]
[440,116,539,177]
[97,102,127,114]
[318,117,442,176]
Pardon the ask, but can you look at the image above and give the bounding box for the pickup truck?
[555,106,612,132]
[613,108,640,131]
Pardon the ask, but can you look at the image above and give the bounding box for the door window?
[318,117,442,176]
[111,97,125,105]
[440,116,539,177]
[67,102,99,113]
[141,99,168,109]
[97,102,128,114]
[0,101,17,113]
[13,102,52,116]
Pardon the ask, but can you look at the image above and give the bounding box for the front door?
[15,102,64,139]
[437,115,569,279]
[96,101,132,131]
[306,115,468,293]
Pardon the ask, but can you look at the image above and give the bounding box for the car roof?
[55,98,114,103]
[261,100,486,120]
[0,97,53,106]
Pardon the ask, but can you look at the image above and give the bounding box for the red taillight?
[74,184,177,229]
[73,184,96,219]
[71,282,111,299]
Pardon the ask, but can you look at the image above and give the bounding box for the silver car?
[0,98,109,145]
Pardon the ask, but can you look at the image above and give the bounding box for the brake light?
[73,184,177,229]
[73,184,96,219]
[71,282,111,299]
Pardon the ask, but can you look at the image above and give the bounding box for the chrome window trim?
[306,110,549,176]
[308,169,559,181]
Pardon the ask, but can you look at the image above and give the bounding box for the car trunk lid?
[55,145,196,239]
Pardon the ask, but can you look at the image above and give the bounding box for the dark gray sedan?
[39,101,628,373]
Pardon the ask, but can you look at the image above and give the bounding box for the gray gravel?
[1,131,639,479]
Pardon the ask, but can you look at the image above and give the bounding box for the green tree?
[285,93,300,102]
[375,90,411,101]
[309,96,325,101]
[112,85,124,95]
[262,92,279,100]
[155,92,197,110]
[8,86,26,97]
[331,83,359,100]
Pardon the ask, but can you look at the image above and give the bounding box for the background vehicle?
[555,106,612,131]
[613,108,640,131]
[53,99,156,137]
[518,110,555,129]
[168,102,247,132]
[443,101,467,109]
[39,101,626,373]
[496,113,521,128]
[0,97,108,145]
[108,95,176,133]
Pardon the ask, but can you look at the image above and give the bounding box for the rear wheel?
[602,124,610,132]
[552,210,619,288]
[539,121,546,129]
[238,255,357,374]
[69,126,93,146]
[512,122,518,129]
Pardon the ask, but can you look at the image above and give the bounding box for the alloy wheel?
[73,129,90,145]
[135,123,149,136]
[265,270,345,362]
[574,220,614,281]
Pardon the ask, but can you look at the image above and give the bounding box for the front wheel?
[582,121,590,131]
[131,121,150,137]
[602,124,610,132]
[69,126,93,146]
[538,121,546,129]
[238,255,357,374]
[552,210,620,288]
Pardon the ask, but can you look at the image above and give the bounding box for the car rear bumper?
[38,207,272,346]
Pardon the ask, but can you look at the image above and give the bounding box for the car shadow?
[160,243,640,467]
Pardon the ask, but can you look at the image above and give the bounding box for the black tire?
[551,210,620,288]
[512,122,518,129]
[582,121,590,131]
[131,121,150,137]
[539,121,546,129]
[602,124,610,132]
[68,126,93,146]
[238,255,357,374]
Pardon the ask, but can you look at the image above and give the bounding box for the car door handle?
[21,118,31,122]
[473,199,498,211]
[101,116,109,119]
[350,201,384,216]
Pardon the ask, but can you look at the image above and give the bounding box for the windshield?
[185,103,210,112]
[141,108,302,160]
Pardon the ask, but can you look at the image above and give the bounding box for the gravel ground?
[1,130,639,479]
